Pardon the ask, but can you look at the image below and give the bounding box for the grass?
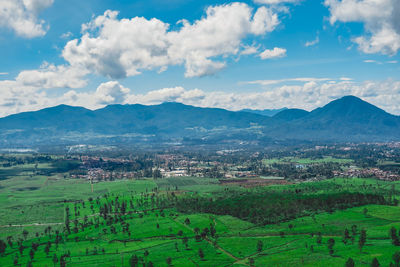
[263,156,353,165]
[1,165,400,266]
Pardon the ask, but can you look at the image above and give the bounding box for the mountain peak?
[311,95,388,118]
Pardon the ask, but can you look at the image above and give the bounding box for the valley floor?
[1,172,400,266]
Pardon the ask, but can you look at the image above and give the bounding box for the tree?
[129,254,139,267]
[22,230,29,240]
[249,258,255,267]
[52,253,58,267]
[359,229,367,252]
[45,244,50,256]
[351,225,357,236]
[316,232,322,244]
[327,238,335,255]
[182,236,189,249]
[257,240,263,252]
[345,257,354,267]
[371,257,380,267]
[18,244,24,255]
[7,236,13,248]
[198,248,204,260]
[0,240,6,256]
[60,255,67,267]
[13,254,18,266]
[29,249,34,261]
[393,252,400,267]
[343,229,351,244]
[390,227,400,246]
[363,207,368,216]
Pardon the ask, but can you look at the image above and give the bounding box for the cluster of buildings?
[333,167,400,181]
[86,168,137,181]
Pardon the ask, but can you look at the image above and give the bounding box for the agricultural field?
[1,159,400,266]
[263,156,353,165]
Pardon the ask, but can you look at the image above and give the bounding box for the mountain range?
[239,108,287,117]
[0,96,399,147]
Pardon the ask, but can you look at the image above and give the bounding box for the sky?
[0,0,400,117]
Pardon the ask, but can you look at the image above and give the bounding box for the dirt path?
[0,222,63,228]
[171,217,247,265]
[232,238,300,266]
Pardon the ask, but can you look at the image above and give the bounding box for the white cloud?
[305,36,319,47]
[15,63,88,89]
[254,0,299,4]
[0,0,53,38]
[363,59,398,64]
[62,3,280,79]
[95,81,130,105]
[124,79,400,115]
[245,77,332,86]
[240,45,260,56]
[60,31,73,39]
[0,72,8,75]
[259,47,287,59]
[325,0,400,55]
[1,78,400,117]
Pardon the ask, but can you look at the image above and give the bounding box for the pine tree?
[371,257,380,267]
[257,240,263,252]
[393,252,400,267]
[52,253,58,267]
[359,229,367,252]
[345,257,354,267]
[198,248,204,260]
[327,238,335,255]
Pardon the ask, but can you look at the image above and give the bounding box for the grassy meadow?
[1,161,400,266]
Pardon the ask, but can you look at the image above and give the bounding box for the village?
[333,167,400,181]
[66,147,400,183]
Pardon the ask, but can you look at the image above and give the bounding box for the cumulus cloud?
[325,0,400,55]
[62,3,280,79]
[259,47,287,59]
[15,63,88,89]
[0,0,53,38]
[125,79,400,115]
[95,81,130,105]
[1,78,400,117]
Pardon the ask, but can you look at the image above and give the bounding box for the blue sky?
[0,0,399,116]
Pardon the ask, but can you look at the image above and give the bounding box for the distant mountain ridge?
[240,108,288,117]
[0,96,399,146]
[266,96,400,141]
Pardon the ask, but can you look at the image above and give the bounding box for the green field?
[263,156,353,165]
[1,163,400,266]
